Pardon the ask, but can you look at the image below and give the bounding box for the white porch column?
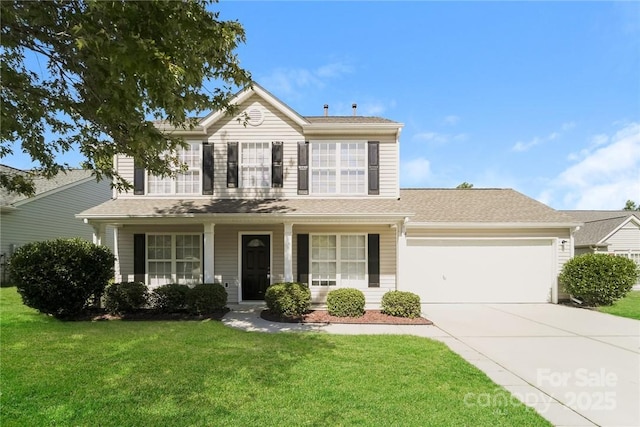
[92,223,106,246]
[112,225,121,282]
[284,222,293,282]
[203,223,215,283]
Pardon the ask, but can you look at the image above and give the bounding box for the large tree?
[1,0,251,196]
[623,200,640,211]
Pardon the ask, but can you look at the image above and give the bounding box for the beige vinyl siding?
[115,95,399,200]
[116,224,204,284]
[605,221,640,252]
[306,137,398,198]
[117,155,135,194]
[208,96,303,199]
[214,224,284,303]
[0,179,114,284]
[293,224,397,307]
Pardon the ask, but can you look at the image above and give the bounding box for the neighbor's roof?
[560,210,640,246]
[0,166,94,207]
[78,188,576,226]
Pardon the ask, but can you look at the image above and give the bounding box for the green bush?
[264,282,311,317]
[104,282,149,314]
[186,283,227,314]
[381,291,421,318]
[326,288,365,317]
[559,253,639,306]
[152,283,190,312]
[8,238,115,318]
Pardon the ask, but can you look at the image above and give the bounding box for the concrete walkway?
[223,304,640,427]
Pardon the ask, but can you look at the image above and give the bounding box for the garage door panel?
[402,239,554,303]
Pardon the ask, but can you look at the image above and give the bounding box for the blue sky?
[6,1,640,209]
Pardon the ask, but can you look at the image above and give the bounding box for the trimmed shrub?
[8,238,115,318]
[327,288,365,317]
[559,253,639,306]
[265,282,311,317]
[381,290,421,318]
[152,283,190,312]
[186,283,227,314]
[104,282,149,314]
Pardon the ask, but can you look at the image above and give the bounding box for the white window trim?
[146,142,202,196]
[309,141,367,196]
[239,142,271,189]
[146,233,203,285]
[309,233,368,287]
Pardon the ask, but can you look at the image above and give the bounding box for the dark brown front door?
[241,235,270,300]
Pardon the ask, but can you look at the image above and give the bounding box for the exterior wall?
[293,224,397,307]
[116,94,399,200]
[0,179,114,284]
[605,221,640,252]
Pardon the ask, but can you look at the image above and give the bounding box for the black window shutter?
[133,234,146,283]
[272,141,283,188]
[298,141,309,195]
[297,234,309,283]
[368,234,380,287]
[227,142,238,188]
[134,162,145,195]
[368,141,379,195]
[202,143,214,195]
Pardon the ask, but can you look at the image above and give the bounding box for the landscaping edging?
[261,309,433,325]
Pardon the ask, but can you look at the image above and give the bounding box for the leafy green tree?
[456,182,474,189]
[1,0,251,196]
[623,200,640,211]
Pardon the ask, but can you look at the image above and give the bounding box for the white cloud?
[401,157,431,187]
[538,122,640,209]
[512,122,576,152]
[414,132,467,144]
[443,115,460,126]
[259,61,354,96]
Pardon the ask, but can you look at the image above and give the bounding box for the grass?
[1,288,549,426]
[598,290,640,320]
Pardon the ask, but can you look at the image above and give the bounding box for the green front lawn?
[598,290,640,320]
[1,288,549,426]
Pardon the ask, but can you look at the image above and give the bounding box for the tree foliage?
[623,200,640,211]
[1,0,251,195]
[456,182,474,189]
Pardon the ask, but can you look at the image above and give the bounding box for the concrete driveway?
[423,304,640,427]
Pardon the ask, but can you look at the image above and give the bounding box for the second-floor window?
[148,143,201,195]
[311,142,366,195]
[240,142,271,188]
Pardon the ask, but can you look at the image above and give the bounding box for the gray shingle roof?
[79,188,575,226]
[560,210,640,246]
[304,116,399,124]
[1,166,94,207]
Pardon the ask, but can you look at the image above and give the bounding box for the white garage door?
[401,239,555,303]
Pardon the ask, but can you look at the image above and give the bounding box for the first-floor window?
[147,234,201,286]
[311,234,366,286]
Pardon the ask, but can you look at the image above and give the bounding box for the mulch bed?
[260,309,432,325]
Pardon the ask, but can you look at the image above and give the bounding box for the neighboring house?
[78,84,579,305]
[561,210,640,288]
[0,165,113,285]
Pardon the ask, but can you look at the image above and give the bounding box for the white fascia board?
[405,221,582,230]
[77,213,408,225]
[597,215,640,245]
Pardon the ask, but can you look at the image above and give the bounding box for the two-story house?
[78,84,579,305]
